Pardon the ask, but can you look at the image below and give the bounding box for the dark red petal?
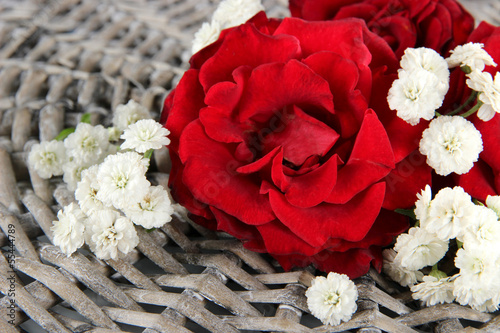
[261,105,339,166]
[284,154,341,208]
[268,182,386,248]
[383,151,432,210]
[257,221,320,256]
[200,66,252,144]
[168,152,214,219]
[454,160,498,201]
[210,207,264,245]
[474,114,500,175]
[302,51,368,138]
[165,69,205,151]
[238,60,334,125]
[237,146,281,174]
[199,23,301,91]
[179,120,275,225]
[327,110,394,204]
[274,17,372,66]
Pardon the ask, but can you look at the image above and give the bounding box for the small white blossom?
[468,71,500,121]
[120,119,171,153]
[28,140,67,179]
[462,206,500,248]
[411,275,455,306]
[64,123,109,165]
[419,116,483,176]
[454,244,500,311]
[305,272,358,326]
[192,21,222,54]
[383,249,423,287]
[422,186,476,240]
[400,47,449,94]
[96,152,150,209]
[107,127,122,142]
[51,203,87,255]
[394,227,448,271]
[85,209,139,260]
[75,165,108,214]
[123,186,174,229]
[62,161,89,192]
[486,195,500,218]
[447,42,497,72]
[388,69,444,125]
[414,185,432,225]
[212,0,264,29]
[112,100,151,132]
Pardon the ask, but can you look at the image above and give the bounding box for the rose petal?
[268,182,386,248]
[199,23,301,91]
[238,60,334,125]
[236,146,281,174]
[327,110,394,204]
[179,120,275,224]
[454,159,498,201]
[260,105,339,166]
[165,69,205,150]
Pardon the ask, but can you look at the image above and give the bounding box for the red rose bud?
[162,13,431,278]
[289,0,474,58]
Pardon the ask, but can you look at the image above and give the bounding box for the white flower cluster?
[384,185,500,312]
[192,0,264,54]
[388,45,498,176]
[28,100,175,260]
[306,272,358,326]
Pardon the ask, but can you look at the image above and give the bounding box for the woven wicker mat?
[0,0,499,332]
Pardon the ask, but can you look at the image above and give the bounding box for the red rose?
[289,0,474,58]
[454,22,500,200]
[162,13,429,278]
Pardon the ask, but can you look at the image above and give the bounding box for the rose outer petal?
[326,110,395,204]
[268,182,386,248]
[179,120,275,225]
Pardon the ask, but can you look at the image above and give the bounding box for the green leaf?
[54,128,75,141]
[394,208,416,221]
[144,149,154,160]
[80,113,92,124]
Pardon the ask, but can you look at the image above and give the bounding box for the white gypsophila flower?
[28,140,67,179]
[382,249,424,287]
[112,100,151,132]
[414,185,432,225]
[486,195,500,218]
[462,205,500,247]
[107,127,122,142]
[96,152,150,209]
[419,116,483,176]
[388,69,444,125]
[400,47,449,94]
[64,123,109,165]
[51,202,87,256]
[75,165,108,215]
[466,70,500,121]
[85,209,139,260]
[411,275,455,307]
[447,42,497,72]
[454,245,500,311]
[120,119,171,153]
[123,185,174,229]
[305,272,358,326]
[192,20,222,54]
[393,227,448,271]
[62,161,90,192]
[212,0,264,29]
[422,186,476,240]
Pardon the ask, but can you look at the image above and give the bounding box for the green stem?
[447,91,478,116]
[144,149,153,160]
[460,100,484,118]
[435,111,442,117]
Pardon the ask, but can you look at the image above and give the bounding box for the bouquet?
[161,0,500,326]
